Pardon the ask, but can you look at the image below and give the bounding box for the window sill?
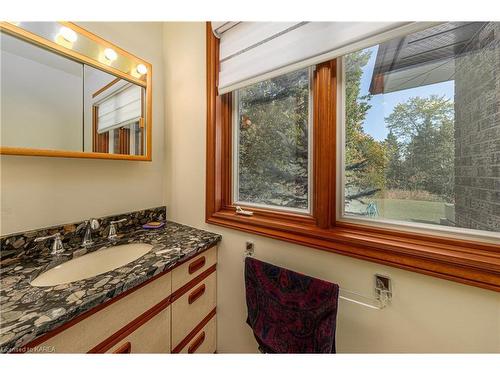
[207,209,500,292]
[205,22,499,293]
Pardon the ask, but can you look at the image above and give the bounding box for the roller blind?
[96,83,142,134]
[212,22,426,94]
[211,22,240,37]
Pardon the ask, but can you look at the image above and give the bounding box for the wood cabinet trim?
[90,265,216,353]
[21,245,217,351]
[113,341,131,354]
[88,296,171,353]
[171,264,217,302]
[188,332,205,354]
[189,256,206,274]
[172,308,216,353]
[188,284,206,305]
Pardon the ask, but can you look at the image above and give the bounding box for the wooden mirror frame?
[0,22,153,161]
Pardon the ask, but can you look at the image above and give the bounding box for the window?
[341,22,500,237]
[206,22,500,293]
[233,68,312,212]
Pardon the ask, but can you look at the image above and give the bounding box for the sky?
[358,46,455,141]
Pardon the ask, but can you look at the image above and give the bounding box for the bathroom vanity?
[0,22,224,354]
[0,207,221,353]
[31,246,217,353]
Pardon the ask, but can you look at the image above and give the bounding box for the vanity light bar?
[59,26,77,43]
[104,47,118,61]
[0,21,149,86]
[136,63,148,75]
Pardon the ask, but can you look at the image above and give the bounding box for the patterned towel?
[245,257,339,353]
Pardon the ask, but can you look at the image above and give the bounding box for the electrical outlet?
[375,274,392,298]
[245,241,254,257]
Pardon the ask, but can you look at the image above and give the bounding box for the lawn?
[375,198,446,224]
[348,198,446,225]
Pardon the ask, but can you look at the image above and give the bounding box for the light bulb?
[104,48,117,61]
[136,64,147,75]
[59,26,77,43]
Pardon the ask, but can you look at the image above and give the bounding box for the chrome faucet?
[35,232,64,255]
[82,218,100,247]
[108,218,126,240]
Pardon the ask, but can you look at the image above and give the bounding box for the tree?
[384,130,405,190]
[238,68,310,209]
[237,49,390,211]
[385,95,454,200]
[344,50,372,165]
[344,50,388,202]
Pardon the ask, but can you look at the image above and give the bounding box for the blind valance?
[94,82,142,134]
[212,22,427,94]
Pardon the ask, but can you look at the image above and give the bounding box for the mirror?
[83,66,146,155]
[0,22,152,160]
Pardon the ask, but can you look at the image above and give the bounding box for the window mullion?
[313,59,337,229]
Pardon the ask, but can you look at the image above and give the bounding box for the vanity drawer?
[105,307,171,353]
[172,246,217,291]
[178,315,216,354]
[35,272,172,353]
[171,272,216,348]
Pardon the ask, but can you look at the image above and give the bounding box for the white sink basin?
[31,243,153,287]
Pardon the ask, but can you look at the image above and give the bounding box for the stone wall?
[454,22,500,233]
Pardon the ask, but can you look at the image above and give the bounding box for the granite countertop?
[0,221,221,353]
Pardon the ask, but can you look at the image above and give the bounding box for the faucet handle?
[110,218,127,225]
[82,218,100,247]
[87,218,100,230]
[108,218,126,240]
[35,233,64,255]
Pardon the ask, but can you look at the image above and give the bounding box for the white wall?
[163,22,500,353]
[1,33,83,151]
[0,22,166,235]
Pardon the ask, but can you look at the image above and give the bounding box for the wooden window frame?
[92,106,109,153]
[205,23,500,292]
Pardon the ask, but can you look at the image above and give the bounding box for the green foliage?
[385,96,455,201]
[237,49,456,214]
[384,130,404,189]
[237,69,310,209]
[344,50,372,164]
[344,50,388,197]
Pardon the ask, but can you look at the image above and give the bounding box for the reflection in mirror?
[1,31,83,151]
[12,22,147,83]
[83,66,146,155]
[1,30,147,157]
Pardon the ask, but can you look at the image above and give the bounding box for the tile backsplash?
[0,206,166,264]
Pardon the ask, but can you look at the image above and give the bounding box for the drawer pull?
[188,332,205,354]
[189,256,206,274]
[188,284,206,304]
[113,342,131,353]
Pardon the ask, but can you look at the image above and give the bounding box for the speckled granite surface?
[1,207,167,264]
[0,219,221,353]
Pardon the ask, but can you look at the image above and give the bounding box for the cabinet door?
[106,307,171,353]
[35,272,172,353]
